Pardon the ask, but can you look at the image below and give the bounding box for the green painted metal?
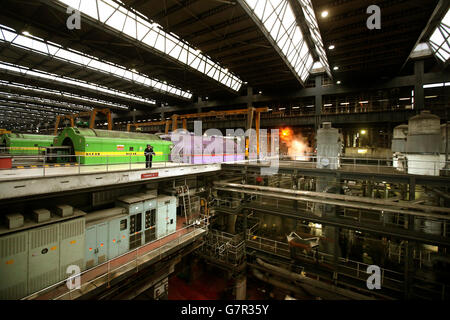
[54,127,173,165]
[0,133,55,155]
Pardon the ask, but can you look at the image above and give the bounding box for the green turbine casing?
[0,133,55,155]
[54,127,173,165]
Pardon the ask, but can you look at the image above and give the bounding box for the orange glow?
[280,127,312,160]
[280,127,293,141]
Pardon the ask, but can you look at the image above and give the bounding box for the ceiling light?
[328,45,335,50]
[333,66,339,70]
[336,81,341,84]
[359,101,369,104]
[425,95,438,99]
[22,31,31,36]
[321,11,329,18]
[340,102,349,105]
[324,104,332,107]
[292,106,300,109]
[399,98,410,101]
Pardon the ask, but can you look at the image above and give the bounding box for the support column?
[315,76,323,131]
[235,275,247,300]
[172,115,178,131]
[165,120,170,134]
[247,86,253,108]
[405,176,416,299]
[255,111,260,156]
[197,97,202,114]
[414,60,424,113]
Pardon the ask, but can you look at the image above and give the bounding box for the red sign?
[117,145,124,151]
[141,172,159,179]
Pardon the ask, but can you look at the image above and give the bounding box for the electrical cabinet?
[0,231,28,299]
[85,222,108,269]
[136,193,157,244]
[108,215,129,259]
[59,218,85,281]
[156,196,177,239]
[129,212,143,250]
[116,195,144,250]
[116,195,144,215]
[28,223,60,294]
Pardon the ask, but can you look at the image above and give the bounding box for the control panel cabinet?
[0,231,28,299]
[28,224,60,294]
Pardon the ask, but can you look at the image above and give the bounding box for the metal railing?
[21,218,209,300]
[249,194,450,240]
[1,150,449,178]
[199,230,246,267]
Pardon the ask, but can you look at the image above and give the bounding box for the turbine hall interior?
[0,0,449,303]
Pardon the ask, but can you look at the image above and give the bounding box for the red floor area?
[168,272,268,300]
[168,273,229,300]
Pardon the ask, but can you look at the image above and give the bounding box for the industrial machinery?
[0,133,55,155]
[392,124,408,171]
[405,110,443,176]
[52,127,173,165]
[287,232,320,253]
[161,130,245,164]
[84,207,129,269]
[0,208,85,299]
[0,192,179,300]
[53,108,113,135]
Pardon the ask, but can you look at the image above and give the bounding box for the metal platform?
[0,162,221,200]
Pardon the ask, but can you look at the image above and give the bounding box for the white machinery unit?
[405,111,442,176]
[392,124,408,171]
[316,122,342,170]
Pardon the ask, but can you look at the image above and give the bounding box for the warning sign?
[141,172,159,179]
[117,145,124,151]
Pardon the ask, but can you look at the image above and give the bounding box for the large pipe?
[251,268,314,298]
[215,186,450,222]
[255,258,374,300]
[431,188,450,201]
[214,182,450,215]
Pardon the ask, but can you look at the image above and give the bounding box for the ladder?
[178,185,192,224]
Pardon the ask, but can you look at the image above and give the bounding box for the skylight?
[428,8,450,62]
[240,0,315,84]
[0,90,93,112]
[0,80,129,110]
[299,0,331,77]
[0,25,192,100]
[0,62,155,106]
[54,0,243,92]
